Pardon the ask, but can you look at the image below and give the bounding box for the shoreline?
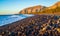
[0,14,60,36]
[0,14,60,27]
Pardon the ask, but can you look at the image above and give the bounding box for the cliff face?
[19,1,60,14]
[19,5,46,14]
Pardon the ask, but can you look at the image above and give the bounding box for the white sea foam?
[0,14,34,26]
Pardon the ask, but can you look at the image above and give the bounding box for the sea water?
[0,14,34,26]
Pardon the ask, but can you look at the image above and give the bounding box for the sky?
[0,0,59,15]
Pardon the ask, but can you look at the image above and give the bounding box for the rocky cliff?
[19,1,60,15]
[19,5,46,14]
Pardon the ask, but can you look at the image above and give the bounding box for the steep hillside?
[49,1,60,9]
[19,1,60,15]
[19,5,46,14]
[40,1,60,15]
